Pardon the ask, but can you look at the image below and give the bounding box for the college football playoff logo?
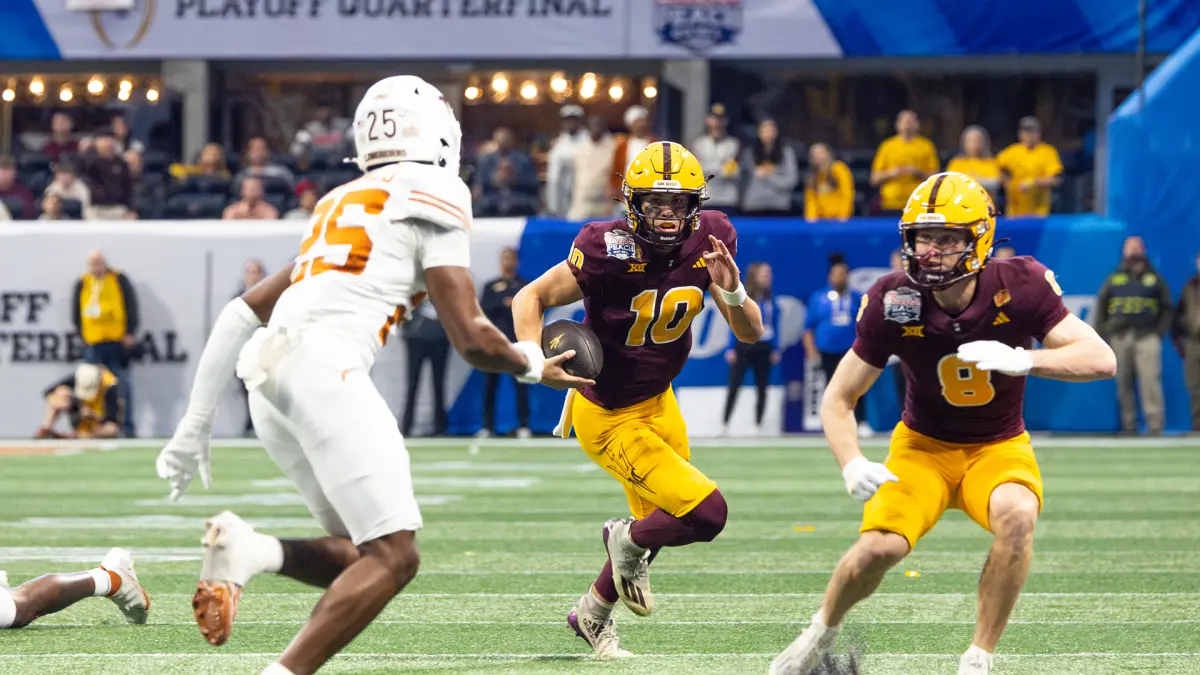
[90,0,156,50]
[653,0,742,54]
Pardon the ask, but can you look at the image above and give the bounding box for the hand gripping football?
[541,319,603,380]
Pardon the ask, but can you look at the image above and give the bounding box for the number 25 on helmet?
[621,141,708,250]
[899,171,997,287]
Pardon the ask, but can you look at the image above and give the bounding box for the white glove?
[842,456,898,503]
[956,340,1032,376]
[156,414,213,501]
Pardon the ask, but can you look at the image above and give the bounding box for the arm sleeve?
[117,273,140,334]
[850,283,893,368]
[175,297,262,427]
[1016,259,1071,342]
[103,386,121,424]
[417,223,471,270]
[72,279,83,335]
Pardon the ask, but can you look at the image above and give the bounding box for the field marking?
[4,652,1200,659]
[36,619,1200,628]
[146,592,1200,598]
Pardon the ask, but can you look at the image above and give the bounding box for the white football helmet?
[352,75,462,174]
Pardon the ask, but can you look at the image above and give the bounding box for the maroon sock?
[628,509,697,549]
[593,558,619,603]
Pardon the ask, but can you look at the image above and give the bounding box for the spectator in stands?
[169,142,231,181]
[124,148,156,218]
[81,130,135,220]
[236,137,295,190]
[607,106,657,210]
[722,262,779,436]
[74,250,138,437]
[740,118,799,216]
[0,155,36,219]
[994,246,1016,259]
[473,127,537,201]
[42,112,79,162]
[567,116,616,222]
[1172,250,1200,431]
[223,176,279,220]
[291,103,352,160]
[477,158,541,217]
[1094,236,1171,435]
[37,363,123,439]
[401,302,451,437]
[804,253,870,437]
[38,193,69,221]
[44,162,91,215]
[478,247,531,439]
[109,114,144,155]
[544,104,586,217]
[870,110,939,216]
[997,116,1063,218]
[803,143,854,221]
[946,125,1001,198]
[691,103,741,215]
[284,179,318,220]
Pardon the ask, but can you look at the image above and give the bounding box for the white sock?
[0,586,16,629]
[261,663,296,675]
[88,568,114,597]
[584,586,615,618]
[965,645,993,659]
[813,609,839,632]
[254,533,284,575]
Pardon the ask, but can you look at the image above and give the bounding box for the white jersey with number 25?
[268,162,473,369]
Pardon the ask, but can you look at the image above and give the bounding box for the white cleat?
[100,547,151,625]
[0,570,9,588]
[193,511,261,646]
[958,646,994,674]
[604,517,654,616]
[515,427,532,440]
[567,593,634,660]
[768,619,839,675]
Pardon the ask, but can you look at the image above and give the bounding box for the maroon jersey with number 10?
[566,211,738,410]
[852,256,1070,444]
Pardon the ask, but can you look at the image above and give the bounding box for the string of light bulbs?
[0,76,162,105]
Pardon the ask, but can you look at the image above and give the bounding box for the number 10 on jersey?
[626,287,704,347]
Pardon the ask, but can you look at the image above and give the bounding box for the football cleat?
[193,511,262,646]
[768,620,839,675]
[604,517,654,616]
[958,646,994,675]
[100,547,151,625]
[567,594,633,660]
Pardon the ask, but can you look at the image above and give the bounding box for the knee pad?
[0,585,16,629]
[684,490,728,542]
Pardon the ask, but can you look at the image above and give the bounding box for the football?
[541,319,603,379]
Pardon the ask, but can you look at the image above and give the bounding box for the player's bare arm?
[704,235,764,343]
[241,265,295,322]
[820,351,882,469]
[510,261,594,389]
[425,265,580,384]
[1028,313,1117,381]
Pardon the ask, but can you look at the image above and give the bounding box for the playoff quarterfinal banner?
[0,220,523,439]
[15,0,842,59]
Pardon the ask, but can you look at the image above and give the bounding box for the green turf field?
[1,437,1198,674]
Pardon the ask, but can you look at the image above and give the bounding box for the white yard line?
[3,652,1200,659]
[35,619,1200,628]
[144,591,1200,598]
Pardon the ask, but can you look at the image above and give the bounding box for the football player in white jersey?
[156,75,591,675]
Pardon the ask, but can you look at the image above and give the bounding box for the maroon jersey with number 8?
[567,211,738,410]
[852,256,1070,444]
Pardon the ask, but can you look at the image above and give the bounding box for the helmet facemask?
[627,190,703,250]
[901,223,990,288]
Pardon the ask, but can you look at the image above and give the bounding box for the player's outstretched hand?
[156,417,213,501]
[540,350,597,391]
[842,456,898,502]
[956,340,1032,376]
[703,235,740,292]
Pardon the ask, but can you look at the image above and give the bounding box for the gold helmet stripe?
[926,173,948,214]
[661,141,674,180]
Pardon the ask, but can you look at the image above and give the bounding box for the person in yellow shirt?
[946,126,1001,199]
[804,144,855,221]
[870,110,939,215]
[996,117,1063,217]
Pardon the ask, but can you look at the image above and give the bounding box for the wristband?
[718,281,748,307]
[513,341,546,384]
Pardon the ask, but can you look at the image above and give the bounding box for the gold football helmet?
[899,171,997,287]
[622,141,707,249]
